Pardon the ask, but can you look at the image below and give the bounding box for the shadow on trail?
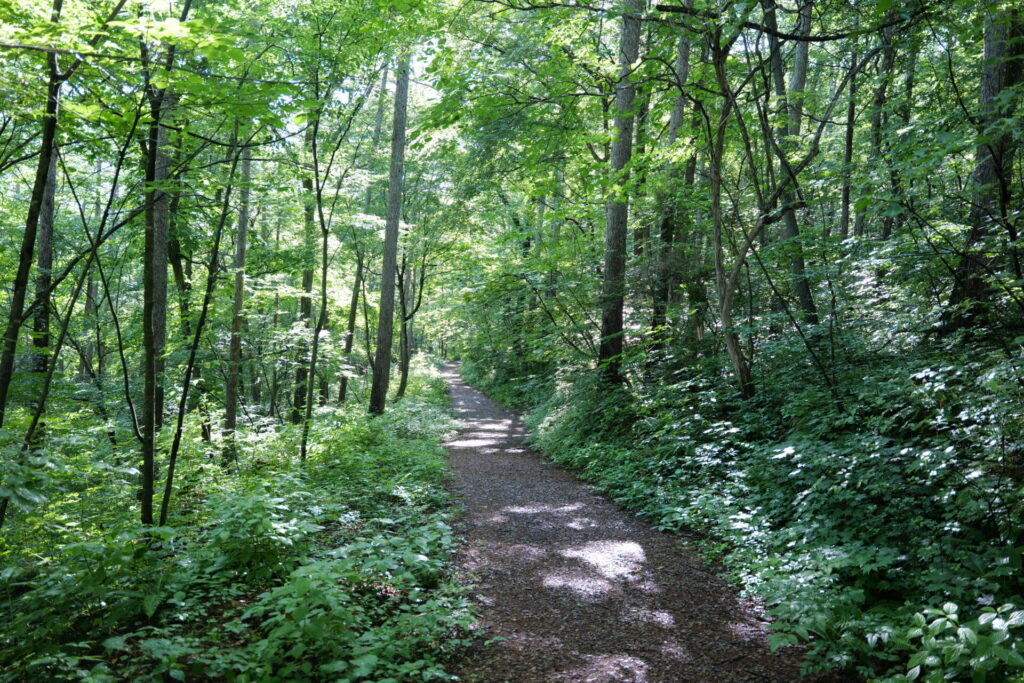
[443,364,817,682]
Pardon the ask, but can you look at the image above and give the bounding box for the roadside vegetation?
[1,362,473,681]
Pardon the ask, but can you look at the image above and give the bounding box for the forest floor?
[443,363,818,683]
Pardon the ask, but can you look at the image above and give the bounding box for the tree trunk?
[339,252,363,403]
[141,90,172,525]
[159,145,240,526]
[224,146,251,461]
[946,6,1023,326]
[79,169,103,380]
[632,89,650,257]
[292,126,317,424]
[396,262,413,400]
[855,21,897,238]
[80,275,98,378]
[0,28,61,431]
[340,66,388,404]
[651,25,693,343]
[711,36,754,397]
[839,47,857,238]
[762,0,818,324]
[369,53,411,415]
[597,0,642,383]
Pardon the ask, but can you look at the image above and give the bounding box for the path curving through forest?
[443,364,814,682]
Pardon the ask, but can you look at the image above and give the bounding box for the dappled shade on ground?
[443,364,815,682]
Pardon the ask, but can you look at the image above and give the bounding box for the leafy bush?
[0,359,473,682]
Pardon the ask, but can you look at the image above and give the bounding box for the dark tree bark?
[946,7,1024,326]
[651,23,693,343]
[340,65,388,404]
[139,0,191,523]
[339,251,363,403]
[597,0,642,383]
[292,147,316,424]
[762,0,818,324]
[32,141,57,380]
[839,47,857,238]
[224,146,251,461]
[369,53,411,415]
[140,87,175,524]
[0,13,62,431]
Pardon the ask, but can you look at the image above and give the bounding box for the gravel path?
[443,364,815,683]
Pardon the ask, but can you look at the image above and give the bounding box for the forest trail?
[443,364,813,682]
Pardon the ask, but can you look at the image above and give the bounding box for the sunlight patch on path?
[560,540,646,580]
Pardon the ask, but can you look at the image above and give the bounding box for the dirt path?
[443,364,813,683]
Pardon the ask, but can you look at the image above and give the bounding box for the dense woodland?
[0,0,1022,680]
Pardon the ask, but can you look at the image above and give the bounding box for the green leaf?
[102,635,129,651]
[143,592,162,618]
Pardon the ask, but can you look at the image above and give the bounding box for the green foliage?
[200,480,321,582]
[0,364,472,682]
[897,602,1024,683]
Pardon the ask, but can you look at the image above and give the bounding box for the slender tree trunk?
[80,275,98,377]
[946,6,1023,326]
[32,141,57,381]
[159,146,240,526]
[763,0,818,324]
[652,24,693,343]
[395,263,413,400]
[839,47,857,238]
[299,210,329,459]
[79,173,102,380]
[291,246,314,423]
[632,89,650,257]
[268,221,282,417]
[224,146,251,461]
[0,23,62,431]
[27,141,57,447]
[597,0,642,383]
[339,251,363,403]
[855,22,896,238]
[141,99,170,525]
[153,99,173,431]
[369,53,411,415]
[292,126,317,424]
[711,36,753,397]
[340,66,388,404]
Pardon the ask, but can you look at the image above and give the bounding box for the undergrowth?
[0,358,473,682]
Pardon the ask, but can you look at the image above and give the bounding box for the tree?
[369,53,411,416]
[945,5,1023,328]
[597,0,641,384]
[223,146,252,461]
